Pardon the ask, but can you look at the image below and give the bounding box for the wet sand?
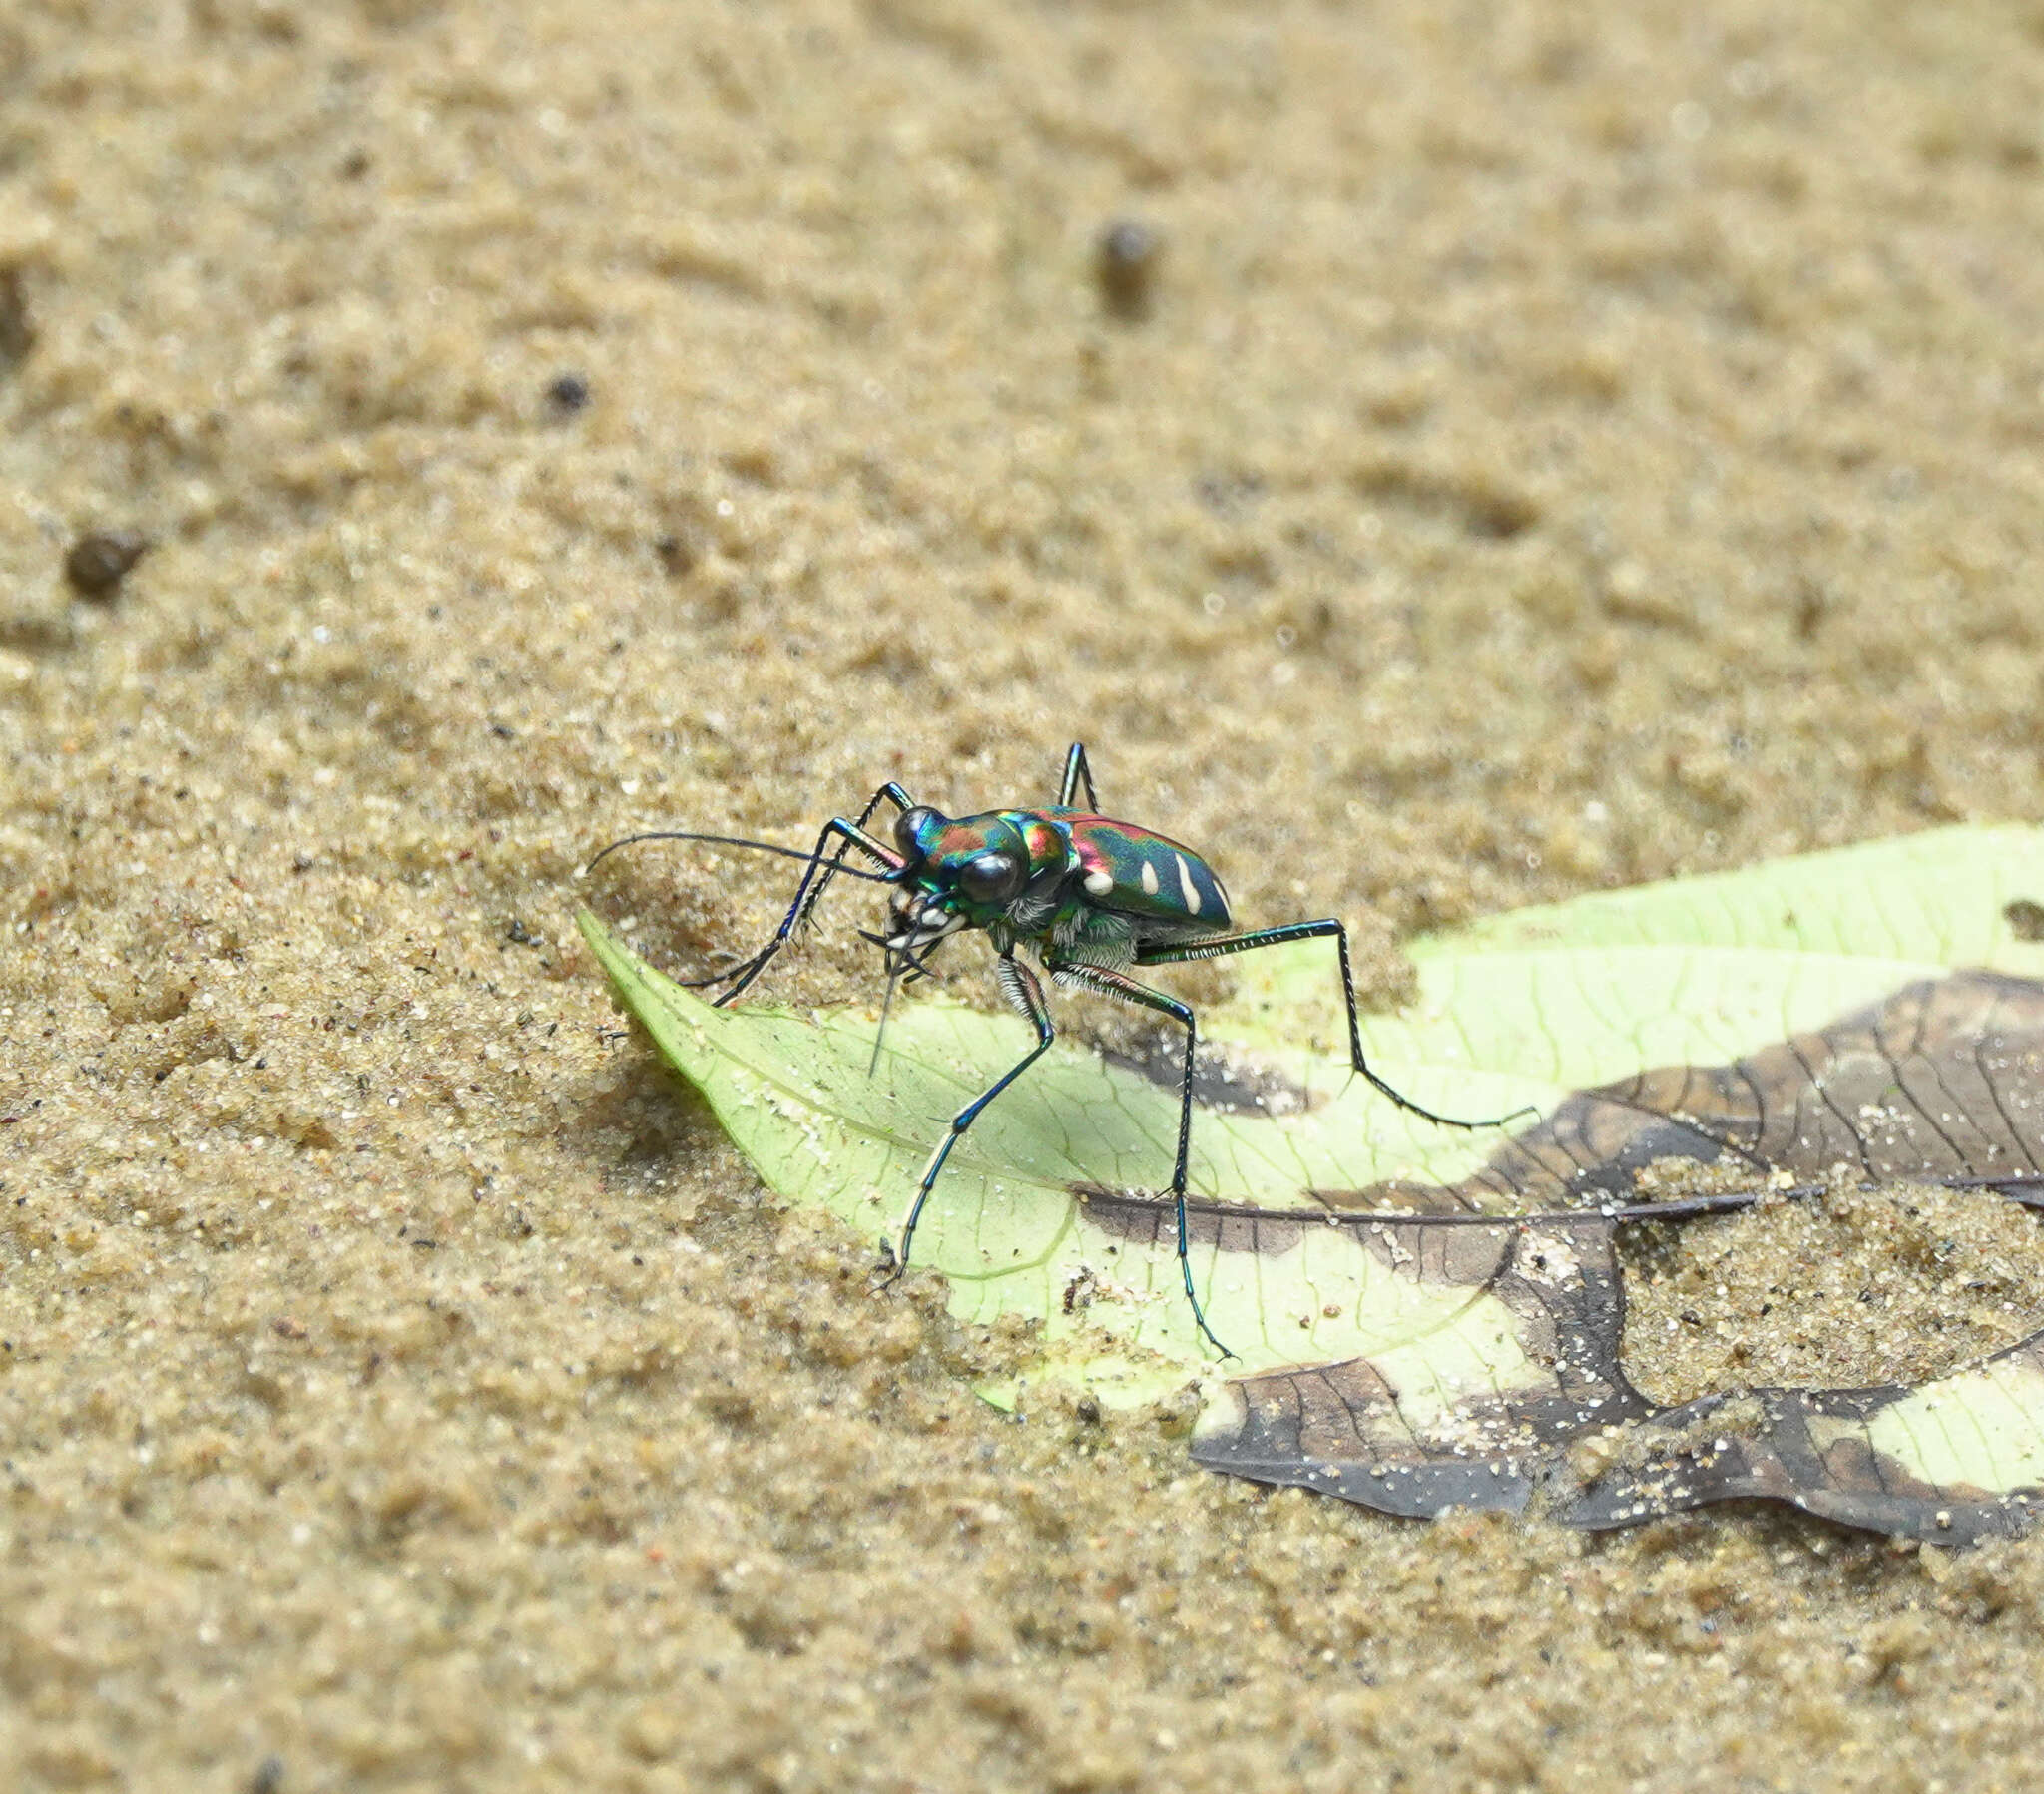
[6,2,2044,1788]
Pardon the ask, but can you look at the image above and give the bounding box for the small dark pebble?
[65,529,149,598]
[249,1757,285,1794]
[546,370,591,413]
[1096,218,1162,321]
[2006,899,2044,943]
[655,532,696,576]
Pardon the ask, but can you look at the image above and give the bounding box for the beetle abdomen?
[1065,817,1233,931]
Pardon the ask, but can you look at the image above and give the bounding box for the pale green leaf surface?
[582,825,2044,1442]
[1218,824,2044,1089]
[1853,1359,2044,1497]
[582,909,1552,1403]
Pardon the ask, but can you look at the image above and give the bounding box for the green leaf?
[1220,822,2044,1094]
[581,823,2044,1541]
[578,907,1547,1406]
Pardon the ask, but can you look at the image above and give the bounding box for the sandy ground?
[6,1,2044,1789]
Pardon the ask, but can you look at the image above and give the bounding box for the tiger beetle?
[591,744,1527,1358]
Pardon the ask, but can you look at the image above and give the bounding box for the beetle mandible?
[592,743,1523,1357]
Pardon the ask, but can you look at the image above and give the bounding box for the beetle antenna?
[585,829,902,879]
[858,932,954,1072]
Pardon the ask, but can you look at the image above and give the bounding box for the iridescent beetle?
[592,744,1522,1356]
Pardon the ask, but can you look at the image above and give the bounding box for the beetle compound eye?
[959,852,1023,905]
[894,807,936,862]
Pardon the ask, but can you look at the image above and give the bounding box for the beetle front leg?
[689,784,912,1006]
[775,781,916,948]
[1135,921,1534,1130]
[890,953,1057,1274]
[1047,958,1234,1360]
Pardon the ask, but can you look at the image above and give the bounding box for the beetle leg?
[689,783,913,1006]
[1055,741,1100,811]
[1135,921,1536,1130]
[889,952,1056,1276]
[1045,958,1234,1360]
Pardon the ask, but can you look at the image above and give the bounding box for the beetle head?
[885,807,1030,950]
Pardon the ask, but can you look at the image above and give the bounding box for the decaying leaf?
[582,823,2044,1542]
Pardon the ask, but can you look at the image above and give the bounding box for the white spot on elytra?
[1084,868,1114,897]
[1140,860,1160,897]
[1175,852,1201,915]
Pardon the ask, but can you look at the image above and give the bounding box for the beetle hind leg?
[1135,920,1536,1131]
[1048,958,1234,1360]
